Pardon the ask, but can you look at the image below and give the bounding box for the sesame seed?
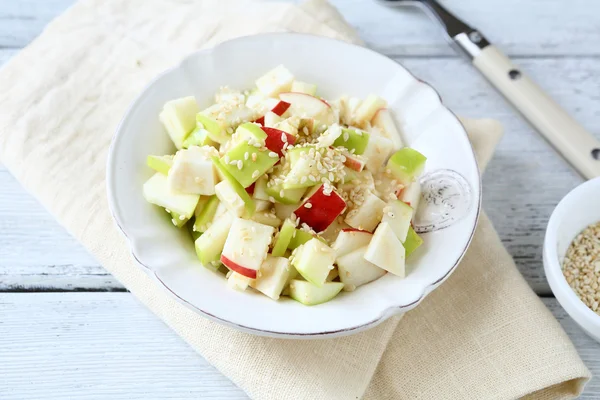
[244,152,249,160]
[281,132,287,142]
[224,155,230,164]
[252,153,258,161]
[269,196,276,203]
[269,152,279,158]
[252,170,260,179]
[279,190,285,198]
[171,219,177,225]
[304,203,313,209]
[253,143,262,148]
[237,160,243,170]
[165,209,171,213]
[229,160,238,166]
[309,175,317,182]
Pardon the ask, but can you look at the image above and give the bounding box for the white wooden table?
[1,0,599,398]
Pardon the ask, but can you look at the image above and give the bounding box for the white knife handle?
[472,45,600,179]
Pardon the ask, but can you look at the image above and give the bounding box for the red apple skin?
[343,155,365,172]
[279,92,331,109]
[255,116,265,126]
[394,185,405,198]
[262,127,296,157]
[220,255,257,279]
[270,100,291,116]
[294,185,346,232]
[246,182,256,196]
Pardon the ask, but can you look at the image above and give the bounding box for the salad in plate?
[143,65,427,306]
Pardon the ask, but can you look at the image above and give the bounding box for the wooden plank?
[0,293,597,399]
[1,52,598,292]
[1,0,599,57]
[0,292,247,399]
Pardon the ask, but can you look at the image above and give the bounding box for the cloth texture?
[0,0,590,399]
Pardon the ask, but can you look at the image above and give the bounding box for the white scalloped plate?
[107,33,481,338]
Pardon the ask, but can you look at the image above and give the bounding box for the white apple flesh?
[279,92,336,126]
[167,145,219,195]
[399,181,422,217]
[291,238,336,287]
[143,173,199,219]
[332,229,373,258]
[364,222,406,277]
[250,256,290,300]
[371,108,403,150]
[336,246,386,291]
[256,65,295,97]
[344,191,386,232]
[221,218,275,278]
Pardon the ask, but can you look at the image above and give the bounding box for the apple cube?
[256,65,294,97]
[235,122,267,144]
[319,216,351,244]
[212,156,256,217]
[221,218,275,278]
[294,184,346,232]
[372,108,403,150]
[195,212,234,266]
[333,128,370,155]
[364,222,406,277]
[291,238,336,286]
[288,228,316,250]
[354,94,386,124]
[337,247,386,291]
[399,181,422,216]
[182,126,217,149]
[274,116,300,136]
[264,111,283,128]
[254,199,271,212]
[344,191,386,232]
[332,229,373,258]
[335,95,362,126]
[289,280,344,306]
[266,179,307,205]
[343,153,366,172]
[198,103,257,144]
[362,134,394,172]
[251,211,282,228]
[271,218,296,257]
[262,127,296,157]
[316,124,342,148]
[215,180,247,218]
[387,148,427,186]
[279,92,336,126]
[159,96,199,149]
[404,226,423,257]
[227,271,254,291]
[250,256,290,300]
[143,173,199,219]
[382,200,413,242]
[168,146,218,195]
[193,195,220,233]
[270,100,291,117]
[291,81,317,96]
[147,155,173,175]
[219,141,278,188]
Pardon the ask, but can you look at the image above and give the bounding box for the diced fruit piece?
[404,226,423,257]
[264,111,283,128]
[219,141,278,188]
[195,212,234,266]
[354,94,386,124]
[188,222,202,241]
[254,199,271,212]
[332,229,373,258]
[221,218,275,278]
[294,185,346,232]
[291,81,317,96]
[316,124,342,147]
[213,201,229,221]
[274,203,300,221]
[298,118,315,135]
[245,183,256,196]
[399,181,422,217]
[364,222,406,277]
[289,280,344,306]
[215,87,245,105]
[288,229,315,250]
[253,176,270,201]
[282,157,322,190]
[251,211,282,228]
[320,217,351,244]
[326,268,339,282]
[283,264,299,293]
[274,116,300,136]
[143,173,199,218]
[182,125,217,148]
[279,92,336,125]
[235,122,267,144]
[333,128,370,155]
[382,200,413,242]
[193,196,220,233]
[147,155,173,175]
[344,191,386,232]
[362,134,394,172]
[291,238,336,286]
[262,127,296,157]
[336,96,362,126]
[337,247,386,291]
[195,111,228,144]
[159,96,199,149]
[266,181,307,205]
[272,219,296,257]
[250,256,290,300]
[343,153,366,172]
[215,180,247,218]
[169,211,189,228]
[372,108,403,150]
[342,167,359,183]
[256,65,295,97]
[270,100,291,117]
[387,148,427,186]
[212,156,255,217]
[227,272,254,291]
[168,146,218,195]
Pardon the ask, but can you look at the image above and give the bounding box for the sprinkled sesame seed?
[224,155,230,163]
[252,153,257,161]
[269,196,276,203]
[279,190,285,198]
[171,219,177,225]
[304,203,313,209]
[165,209,171,213]
[281,132,287,142]
[252,170,260,179]
[237,160,243,170]
[253,143,262,148]
[244,152,249,160]
[229,160,238,166]
[269,152,279,158]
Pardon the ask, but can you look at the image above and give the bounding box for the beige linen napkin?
[0,0,591,398]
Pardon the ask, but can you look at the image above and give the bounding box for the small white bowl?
[107,33,481,338]
[544,177,600,343]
